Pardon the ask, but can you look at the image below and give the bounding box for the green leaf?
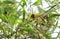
[53,0,58,4]
[38,0,42,4]
[0,25,3,30]
[45,35,52,39]
[3,1,15,4]
[21,0,26,7]
[33,0,42,5]
[49,14,60,18]
[2,26,7,36]
[27,28,35,33]
[22,8,25,22]
[0,14,8,23]
[33,1,39,5]
[24,28,35,33]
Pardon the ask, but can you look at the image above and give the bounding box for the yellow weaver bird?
[28,13,45,24]
[28,13,49,31]
[29,13,39,20]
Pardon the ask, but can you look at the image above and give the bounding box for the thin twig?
[41,2,60,16]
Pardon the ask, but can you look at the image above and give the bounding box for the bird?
[28,13,45,24]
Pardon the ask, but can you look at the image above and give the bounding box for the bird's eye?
[31,14,34,19]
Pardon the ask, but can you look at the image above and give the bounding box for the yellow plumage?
[28,13,44,24]
[29,13,39,20]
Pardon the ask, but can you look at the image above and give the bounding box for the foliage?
[0,0,60,39]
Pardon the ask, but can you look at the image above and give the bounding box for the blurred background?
[0,0,60,39]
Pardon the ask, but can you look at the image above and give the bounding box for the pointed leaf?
[49,14,60,18]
